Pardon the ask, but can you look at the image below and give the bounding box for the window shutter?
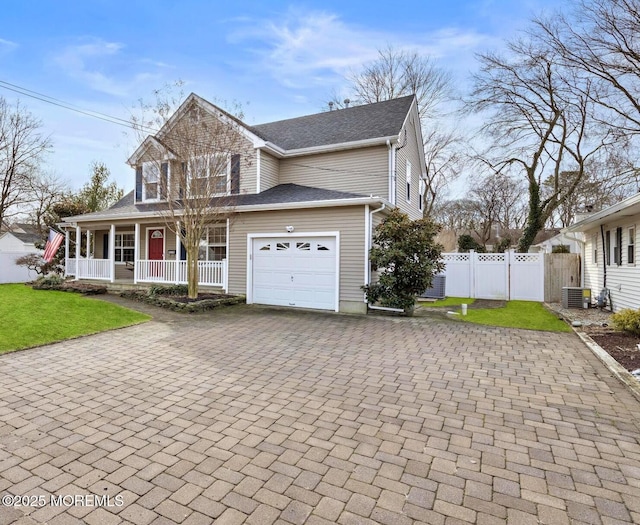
[180,162,186,199]
[160,162,168,199]
[616,227,623,265]
[230,154,240,194]
[103,233,109,259]
[135,166,143,202]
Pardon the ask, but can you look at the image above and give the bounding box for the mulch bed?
[582,326,640,372]
[120,289,245,312]
[168,293,237,304]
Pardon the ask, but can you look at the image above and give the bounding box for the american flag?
[43,229,64,263]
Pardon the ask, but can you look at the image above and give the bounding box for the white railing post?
[64,230,70,277]
[134,223,139,284]
[223,258,228,292]
[75,226,81,279]
[109,224,116,283]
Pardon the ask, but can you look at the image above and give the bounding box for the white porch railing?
[65,258,110,280]
[137,259,226,286]
[66,258,226,287]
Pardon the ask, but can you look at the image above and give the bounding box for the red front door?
[148,229,164,277]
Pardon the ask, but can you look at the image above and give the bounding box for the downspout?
[600,224,607,289]
[386,140,395,205]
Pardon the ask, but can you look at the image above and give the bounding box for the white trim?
[145,226,166,261]
[127,136,177,166]
[225,218,230,292]
[256,149,261,193]
[364,205,370,292]
[134,223,140,283]
[263,135,399,159]
[109,224,116,283]
[64,230,70,277]
[246,231,340,312]
[406,160,412,203]
[64,196,391,224]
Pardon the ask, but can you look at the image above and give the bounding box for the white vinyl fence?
[441,251,544,301]
[0,252,39,283]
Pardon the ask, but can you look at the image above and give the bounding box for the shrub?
[33,274,64,288]
[611,308,640,336]
[148,284,189,297]
[457,234,486,253]
[363,209,444,314]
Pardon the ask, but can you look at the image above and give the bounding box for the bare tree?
[26,171,69,236]
[131,86,248,298]
[534,0,640,134]
[466,36,618,252]
[422,127,466,216]
[0,98,51,227]
[329,46,465,217]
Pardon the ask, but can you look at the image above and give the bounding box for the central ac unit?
[562,287,591,308]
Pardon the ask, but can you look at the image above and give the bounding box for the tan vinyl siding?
[395,116,423,220]
[92,224,176,261]
[228,206,366,303]
[259,151,279,191]
[584,220,639,311]
[279,146,388,197]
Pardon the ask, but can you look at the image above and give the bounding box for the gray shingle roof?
[10,231,41,244]
[64,185,370,222]
[250,95,414,150]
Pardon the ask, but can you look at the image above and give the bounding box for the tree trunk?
[186,245,199,299]
[517,181,544,253]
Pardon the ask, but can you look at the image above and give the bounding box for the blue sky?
[0,0,561,192]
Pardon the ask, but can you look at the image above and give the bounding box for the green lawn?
[462,300,571,332]
[0,284,150,353]
[427,296,476,307]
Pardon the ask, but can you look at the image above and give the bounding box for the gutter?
[262,135,397,159]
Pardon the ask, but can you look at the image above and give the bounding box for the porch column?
[86,230,91,258]
[109,224,116,283]
[64,230,70,277]
[175,223,181,284]
[134,223,139,284]
[75,226,81,279]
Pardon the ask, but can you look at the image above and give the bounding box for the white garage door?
[252,236,337,310]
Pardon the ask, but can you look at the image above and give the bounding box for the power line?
[0,80,165,135]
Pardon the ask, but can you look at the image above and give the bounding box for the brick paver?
[0,303,639,524]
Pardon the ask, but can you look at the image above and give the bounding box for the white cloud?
[230,10,497,90]
[53,38,162,97]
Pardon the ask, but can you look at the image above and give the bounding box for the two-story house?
[60,93,426,313]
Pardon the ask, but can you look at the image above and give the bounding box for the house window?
[199,225,227,261]
[418,178,425,212]
[115,233,134,263]
[187,155,229,197]
[592,234,597,264]
[628,226,635,265]
[614,227,622,266]
[406,160,412,203]
[143,162,159,200]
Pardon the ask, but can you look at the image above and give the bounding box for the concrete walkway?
[0,303,639,524]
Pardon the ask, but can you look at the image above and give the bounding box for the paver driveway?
[0,304,639,525]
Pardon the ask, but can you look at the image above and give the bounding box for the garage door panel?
[252,236,337,311]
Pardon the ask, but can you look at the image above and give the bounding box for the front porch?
[62,223,228,290]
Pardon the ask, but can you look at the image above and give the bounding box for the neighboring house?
[0,225,42,284]
[60,93,426,313]
[529,230,584,254]
[565,193,640,311]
